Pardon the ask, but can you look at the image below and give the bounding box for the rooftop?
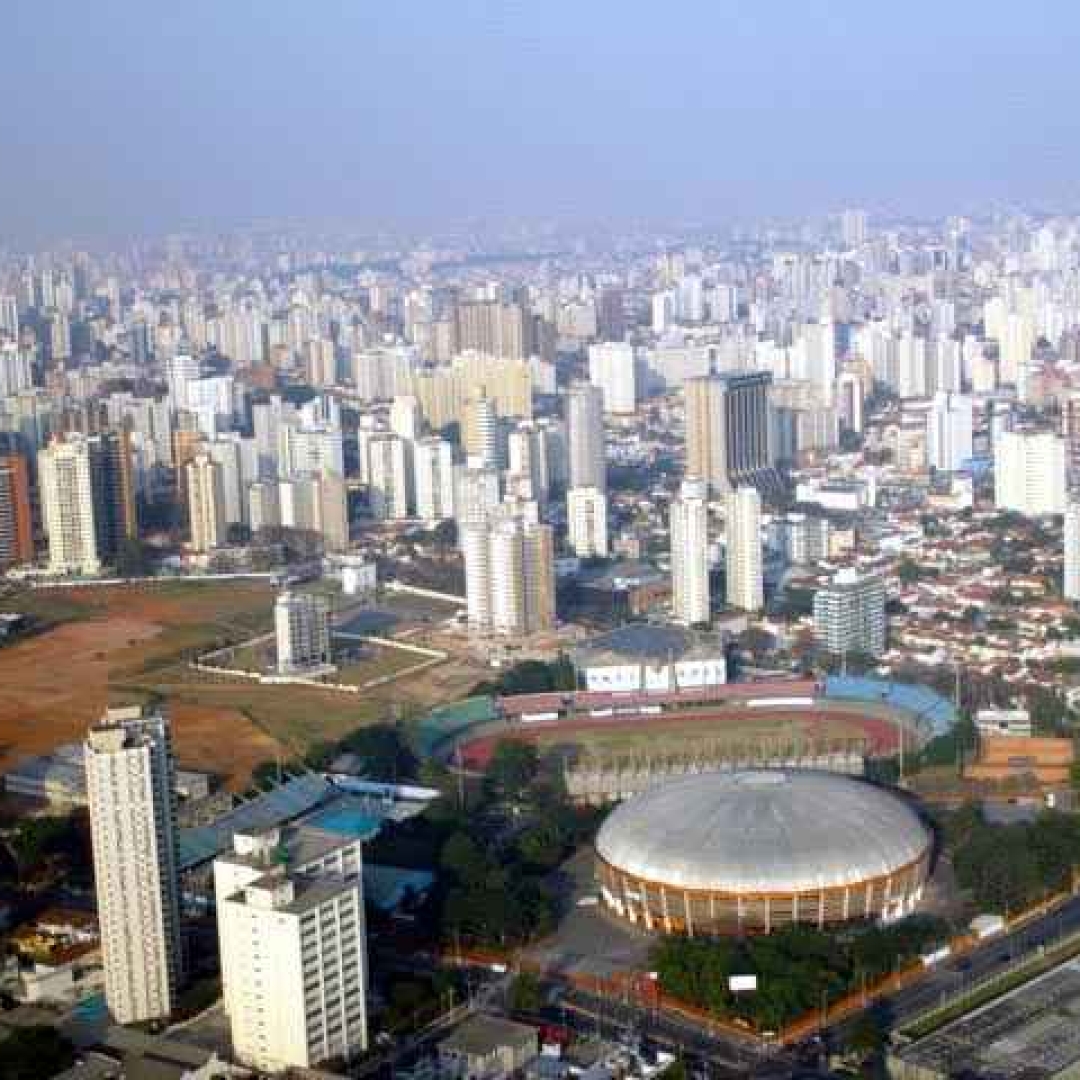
[894,957,1080,1080]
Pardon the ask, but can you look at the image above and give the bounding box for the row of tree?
[652,918,948,1032]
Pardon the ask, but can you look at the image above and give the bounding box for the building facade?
[813,569,887,657]
[670,477,710,626]
[85,705,181,1024]
[724,486,763,613]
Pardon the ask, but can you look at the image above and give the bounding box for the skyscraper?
[567,486,609,558]
[462,514,555,636]
[725,486,763,613]
[588,343,637,414]
[813,569,886,658]
[926,392,974,473]
[274,590,332,674]
[840,208,869,248]
[413,437,456,523]
[685,372,774,493]
[670,477,710,626]
[994,431,1066,516]
[463,394,500,469]
[39,433,102,574]
[0,452,34,568]
[185,452,227,552]
[85,705,182,1024]
[367,434,411,520]
[1066,503,1080,603]
[566,382,606,491]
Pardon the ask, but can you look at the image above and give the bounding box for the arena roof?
[571,624,723,666]
[595,769,931,895]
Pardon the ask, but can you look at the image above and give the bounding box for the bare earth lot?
[0,581,441,789]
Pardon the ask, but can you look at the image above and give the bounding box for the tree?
[114,537,153,577]
[486,740,540,795]
[0,1026,74,1080]
[440,832,489,887]
[510,973,543,1015]
[336,724,418,779]
[433,519,458,553]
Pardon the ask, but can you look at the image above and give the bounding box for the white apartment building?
[994,430,1066,516]
[38,433,102,575]
[1066,502,1080,602]
[274,590,332,674]
[367,434,411,520]
[85,705,181,1024]
[567,486,609,558]
[215,829,367,1073]
[926,391,973,472]
[725,486,763,613]
[670,477,710,626]
[588,342,637,414]
[413,438,456,523]
[186,453,227,553]
[462,514,555,636]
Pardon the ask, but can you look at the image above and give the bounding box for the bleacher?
[824,675,956,740]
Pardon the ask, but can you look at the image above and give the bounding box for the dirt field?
[0,580,479,789]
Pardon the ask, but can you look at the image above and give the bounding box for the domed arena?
[594,769,932,935]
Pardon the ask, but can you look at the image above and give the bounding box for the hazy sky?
[3,0,1079,240]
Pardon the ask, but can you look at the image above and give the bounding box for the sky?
[2,0,1079,241]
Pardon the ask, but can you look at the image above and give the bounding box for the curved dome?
[596,769,931,895]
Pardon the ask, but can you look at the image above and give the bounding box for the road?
[826,894,1080,1044]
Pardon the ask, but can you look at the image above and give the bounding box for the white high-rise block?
[994,431,1066,516]
[567,486,609,558]
[725,486,763,613]
[274,590,332,674]
[86,705,181,1024]
[670,477,710,626]
[588,343,637,414]
[215,831,368,1072]
[1066,503,1080,602]
[413,438,456,523]
[927,392,974,472]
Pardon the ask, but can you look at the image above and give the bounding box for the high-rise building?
[389,395,423,441]
[185,453,227,552]
[462,515,555,636]
[274,590,332,674]
[462,395,500,469]
[248,480,281,533]
[38,436,95,571]
[367,434,411,520]
[1066,503,1080,603]
[588,343,637,414]
[566,383,606,491]
[0,452,34,568]
[670,477,710,626]
[724,486,763,613]
[215,828,368,1072]
[85,705,181,1024]
[567,486,609,558]
[994,431,1066,516]
[455,299,527,360]
[413,438,456,524]
[927,392,974,473]
[685,372,774,493]
[840,208,869,248]
[454,465,501,529]
[813,569,886,658]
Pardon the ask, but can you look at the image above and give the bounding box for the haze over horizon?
[4,0,1080,242]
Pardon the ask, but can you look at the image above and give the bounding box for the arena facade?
[595,769,932,935]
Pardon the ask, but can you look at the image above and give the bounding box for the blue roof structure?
[824,675,956,740]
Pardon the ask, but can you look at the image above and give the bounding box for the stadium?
[594,769,933,935]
